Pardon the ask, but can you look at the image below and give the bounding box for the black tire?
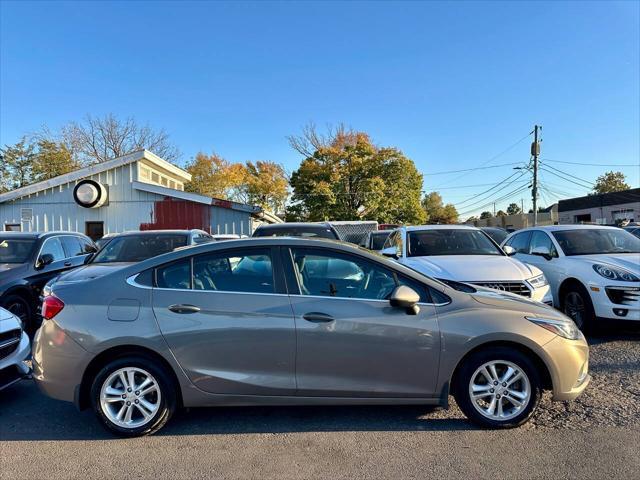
[90,355,177,437]
[1,294,33,331]
[561,282,595,333]
[453,347,542,429]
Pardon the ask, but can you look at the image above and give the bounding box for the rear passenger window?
[193,249,274,293]
[156,259,191,290]
[61,236,83,257]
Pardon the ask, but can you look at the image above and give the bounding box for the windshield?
[407,229,504,257]
[0,238,36,263]
[253,226,338,239]
[91,234,188,263]
[552,229,640,256]
[370,232,390,250]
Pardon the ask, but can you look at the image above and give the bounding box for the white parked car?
[0,306,31,391]
[382,225,552,304]
[502,225,640,330]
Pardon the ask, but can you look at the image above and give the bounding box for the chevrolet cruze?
[33,238,589,436]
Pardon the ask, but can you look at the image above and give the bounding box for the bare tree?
[287,122,355,157]
[50,114,180,165]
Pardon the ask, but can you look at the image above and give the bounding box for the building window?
[161,176,168,187]
[140,166,150,180]
[151,172,160,183]
[169,180,176,189]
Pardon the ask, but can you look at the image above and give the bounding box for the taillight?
[42,295,65,320]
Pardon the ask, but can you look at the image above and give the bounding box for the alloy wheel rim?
[564,292,585,329]
[99,367,161,429]
[7,301,28,323]
[468,360,531,421]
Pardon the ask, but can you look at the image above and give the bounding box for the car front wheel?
[562,284,595,332]
[454,347,542,428]
[90,356,176,437]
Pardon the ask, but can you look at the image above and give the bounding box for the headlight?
[525,316,582,340]
[527,273,548,289]
[592,264,639,282]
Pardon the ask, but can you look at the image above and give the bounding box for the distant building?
[558,188,640,225]
[0,149,281,239]
[468,204,558,230]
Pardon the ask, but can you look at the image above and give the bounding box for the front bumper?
[0,330,31,390]
[532,284,553,306]
[32,319,89,403]
[542,335,590,401]
[587,281,640,322]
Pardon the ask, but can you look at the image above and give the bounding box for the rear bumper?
[32,320,88,403]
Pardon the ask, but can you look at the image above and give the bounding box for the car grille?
[0,329,21,361]
[471,281,532,297]
[605,286,640,305]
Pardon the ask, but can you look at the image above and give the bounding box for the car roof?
[0,231,85,239]
[403,224,479,231]
[255,222,331,230]
[480,227,505,231]
[101,230,198,238]
[516,224,622,232]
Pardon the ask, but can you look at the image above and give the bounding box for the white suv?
[382,225,552,304]
[502,225,640,330]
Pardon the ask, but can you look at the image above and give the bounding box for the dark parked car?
[47,230,214,289]
[623,226,640,239]
[0,231,97,332]
[252,222,341,240]
[481,227,509,245]
[361,230,391,251]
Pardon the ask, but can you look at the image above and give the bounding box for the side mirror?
[503,245,516,256]
[36,253,55,270]
[389,285,420,315]
[531,245,552,260]
[381,247,398,259]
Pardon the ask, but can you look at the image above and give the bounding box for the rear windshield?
[552,229,640,256]
[253,226,338,240]
[91,234,188,263]
[0,238,36,263]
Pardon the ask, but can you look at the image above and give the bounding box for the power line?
[457,184,530,217]
[433,131,533,188]
[543,159,639,167]
[453,171,528,207]
[424,162,524,176]
[541,163,595,186]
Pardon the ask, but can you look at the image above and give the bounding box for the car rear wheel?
[90,356,176,437]
[562,284,594,332]
[453,347,542,428]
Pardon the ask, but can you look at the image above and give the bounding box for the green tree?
[32,140,79,183]
[184,152,247,200]
[288,126,425,224]
[593,171,630,194]
[506,203,522,215]
[480,211,493,219]
[244,161,289,213]
[496,210,507,217]
[422,192,459,224]
[0,138,35,192]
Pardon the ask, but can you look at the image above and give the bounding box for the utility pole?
[531,125,541,226]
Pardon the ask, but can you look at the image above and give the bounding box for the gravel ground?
[1,329,639,479]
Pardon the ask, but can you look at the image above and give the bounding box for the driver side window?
[529,231,558,257]
[39,237,66,262]
[291,248,397,300]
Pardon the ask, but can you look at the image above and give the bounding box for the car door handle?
[168,304,201,314]
[64,261,72,267]
[302,312,335,323]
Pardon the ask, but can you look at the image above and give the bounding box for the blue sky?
[1,1,638,217]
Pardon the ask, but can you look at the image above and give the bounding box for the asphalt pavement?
[1,329,638,479]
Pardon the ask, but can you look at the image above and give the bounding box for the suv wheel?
[90,356,176,437]
[562,284,594,332]
[1,294,32,330]
[454,347,542,428]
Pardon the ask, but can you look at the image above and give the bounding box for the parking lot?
[1,328,638,480]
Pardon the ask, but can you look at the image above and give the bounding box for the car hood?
[0,263,27,275]
[0,309,21,331]
[568,254,640,273]
[469,288,566,319]
[401,255,541,282]
[54,263,133,285]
